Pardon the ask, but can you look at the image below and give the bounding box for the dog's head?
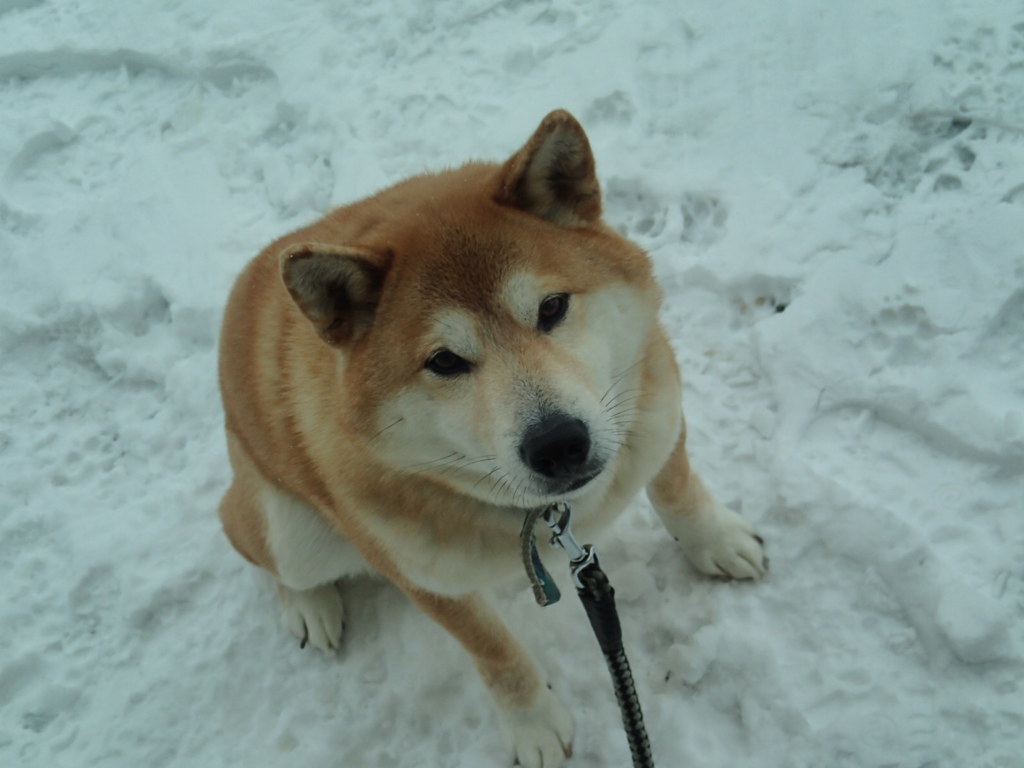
[280,111,660,508]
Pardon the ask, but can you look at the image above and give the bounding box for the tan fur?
[217,109,765,767]
[218,431,273,570]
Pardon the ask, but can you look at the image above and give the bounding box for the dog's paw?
[672,503,767,581]
[500,686,575,768]
[278,582,345,653]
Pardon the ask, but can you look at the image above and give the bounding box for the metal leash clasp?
[539,502,599,590]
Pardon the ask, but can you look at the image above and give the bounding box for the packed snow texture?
[1,1,1022,766]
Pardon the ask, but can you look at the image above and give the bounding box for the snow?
[1,1,1022,766]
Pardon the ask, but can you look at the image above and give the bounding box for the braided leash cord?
[576,565,655,768]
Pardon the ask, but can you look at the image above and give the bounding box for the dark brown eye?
[538,294,569,332]
[425,349,472,377]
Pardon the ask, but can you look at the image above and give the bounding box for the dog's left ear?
[494,109,601,227]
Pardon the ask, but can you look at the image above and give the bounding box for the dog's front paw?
[500,686,575,768]
[672,503,767,581]
[278,581,345,653]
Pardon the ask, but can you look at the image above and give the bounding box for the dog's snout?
[519,415,591,479]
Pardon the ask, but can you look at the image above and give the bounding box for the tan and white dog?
[218,110,766,767]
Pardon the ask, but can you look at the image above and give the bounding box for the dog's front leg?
[405,587,574,767]
[647,425,767,580]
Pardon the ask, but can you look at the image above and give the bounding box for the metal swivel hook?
[539,502,599,590]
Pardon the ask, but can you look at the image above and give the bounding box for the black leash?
[521,503,656,768]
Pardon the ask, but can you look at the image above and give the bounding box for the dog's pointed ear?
[280,243,387,346]
[494,109,601,227]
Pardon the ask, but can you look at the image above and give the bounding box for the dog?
[217,109,766,767]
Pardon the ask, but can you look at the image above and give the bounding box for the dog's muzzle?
[519,413,603,494]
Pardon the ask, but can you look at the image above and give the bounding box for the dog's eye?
[538,294,570,332]
[425,349,472,377]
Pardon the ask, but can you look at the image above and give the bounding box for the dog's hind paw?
[278,581,345,653]
[501,686,575,768]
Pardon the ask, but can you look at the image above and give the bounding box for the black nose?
[519,415,591,479]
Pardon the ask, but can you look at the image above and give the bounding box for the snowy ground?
[2,1,1022,766]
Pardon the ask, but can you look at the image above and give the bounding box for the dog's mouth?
[565,471,599,493]
[534,465,604,501]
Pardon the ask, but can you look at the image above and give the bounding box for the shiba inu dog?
[217,110,766,767]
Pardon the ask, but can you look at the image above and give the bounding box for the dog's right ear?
[280,243,387,346]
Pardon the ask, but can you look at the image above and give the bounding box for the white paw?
[671,503,767,580]
[499,686,575,768]
[278,582,345,653]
